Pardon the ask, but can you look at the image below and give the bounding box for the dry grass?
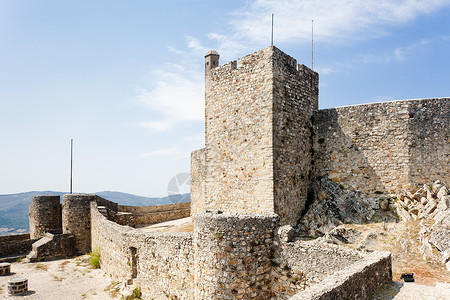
[104,281,121,298]
[35,263,48,271]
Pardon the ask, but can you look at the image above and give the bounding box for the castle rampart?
[313,98,449,194]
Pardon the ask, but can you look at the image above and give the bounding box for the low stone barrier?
[0,234,38,258]
[27,233,76,262]
[290,251,392,300]
[0,262,11,275]
[8,277,28,295]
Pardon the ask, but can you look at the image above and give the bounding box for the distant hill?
[0,191,190,236]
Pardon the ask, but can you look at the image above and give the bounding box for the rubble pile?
[394,181,450,270]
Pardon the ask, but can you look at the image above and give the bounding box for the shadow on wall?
[312,107,388,194]
[408,99,450,188]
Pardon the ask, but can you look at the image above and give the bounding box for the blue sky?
[1,0,449,197]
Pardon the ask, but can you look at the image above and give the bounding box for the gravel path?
[0,255,115,299]
[373,281,450,299]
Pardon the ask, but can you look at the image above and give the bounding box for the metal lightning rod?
[312,20,314,70]
[271,13,274,46]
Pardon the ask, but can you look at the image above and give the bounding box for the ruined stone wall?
[194,211,279,299]
[272,50,319,225]
[205,47,275,214]
[90,202,194,299]
[29,195,62,239]
[190,148,206,216]
[313,98,449,194]
[0,234,37,258]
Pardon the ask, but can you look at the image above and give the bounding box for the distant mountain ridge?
[0,191,190,235]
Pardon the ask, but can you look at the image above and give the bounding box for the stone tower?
[29,195,62,239]
[204,46,318,225]
[204,50,219,74]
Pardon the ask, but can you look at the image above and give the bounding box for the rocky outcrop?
[298,178,395,237]
[394,181,450,270]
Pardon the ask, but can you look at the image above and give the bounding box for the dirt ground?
[338,221,450,299]
[0,255,117,300]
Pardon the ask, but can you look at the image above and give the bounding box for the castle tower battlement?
[204,46,318,225]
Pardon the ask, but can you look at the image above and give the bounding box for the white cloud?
[394,39,430,61]
[140,147,187,158]
[358,38,431,64]
[210,0,450,56]
[136,63,204,131]
[186,36,208,56]
[139,121,173,132]
[314,66,334,75]
[167,46,184,55]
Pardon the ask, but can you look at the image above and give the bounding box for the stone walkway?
[373,281,450,299]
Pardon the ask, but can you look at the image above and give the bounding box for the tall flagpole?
[70,139,73,194]
[312,20,314,70]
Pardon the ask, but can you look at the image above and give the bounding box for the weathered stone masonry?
[91,202,195,299]
[313,98,449,194]
[29,195,62,239]
[204,46,318,225]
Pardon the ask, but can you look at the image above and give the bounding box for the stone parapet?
[290,251,392,300]
[27,233,76,262]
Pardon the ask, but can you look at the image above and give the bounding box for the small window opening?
[130,247,137,278]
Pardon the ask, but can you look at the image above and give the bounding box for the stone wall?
[190,148,206,216]
[291,251,392,300]
[408,98,449,187]
[313,98,449,194]
[113,205,190,227]
[62,194,95,254]
[29,195,62,239]
[117,201,189,214]
[90,202,194,299]
[27,233,76,262]
[272,51,318,225]
[205,47,275,214]
[0,234,37,258]
[204,46,318,225]
[194,211,279,299]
